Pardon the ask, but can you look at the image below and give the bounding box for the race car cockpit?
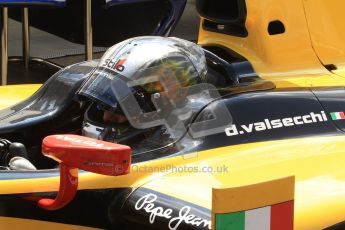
[0,36,269,170]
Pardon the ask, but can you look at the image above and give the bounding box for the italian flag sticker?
[215,201,293,230]
[330,112,345,120]
[212,177,294,230]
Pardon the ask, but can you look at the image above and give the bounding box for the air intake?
[196,0,247,37]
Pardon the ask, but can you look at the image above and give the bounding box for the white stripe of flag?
[245,206,271,230]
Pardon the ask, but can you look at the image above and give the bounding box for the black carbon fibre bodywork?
[0,61,97,168]
[0,188,131,229]
[0,187,210,229]
[118,188,211,230]
[312,88,345,131]
[186,88,344,153]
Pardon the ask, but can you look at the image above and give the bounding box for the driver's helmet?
[77,36,207,146]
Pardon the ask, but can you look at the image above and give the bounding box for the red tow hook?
[37,134,131,211]
[38,163,78,210]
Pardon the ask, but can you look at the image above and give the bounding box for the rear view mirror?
[38,134,131,210]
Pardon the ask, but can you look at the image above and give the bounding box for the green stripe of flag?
[215,211,245,230]
[330,113,338,120]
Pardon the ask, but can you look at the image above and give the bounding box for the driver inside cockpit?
[78,36,208,156]
[1,36,226,170]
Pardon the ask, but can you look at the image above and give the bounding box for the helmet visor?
[78,57,200,109]
[78,67,132,110]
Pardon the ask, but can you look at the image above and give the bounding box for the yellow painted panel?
[198,0,329,79]
[212,176,294,213]
[0,217,100,230]
[0,84,41,110]
[303,0,345,67]
[142,136,345,229]
[197,0,345,89]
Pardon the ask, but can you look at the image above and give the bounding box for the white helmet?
[78,36,207,147]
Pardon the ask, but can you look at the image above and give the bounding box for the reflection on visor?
[78,68,133,109]
[82,120,131,143]
[78,61,202,128]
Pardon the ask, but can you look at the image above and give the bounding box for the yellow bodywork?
[0,136,345,229]
[0,217,100,230]
[1,0,345,229]
[0,84,41,110]
[195,0,345,228]
[198,0,345,88]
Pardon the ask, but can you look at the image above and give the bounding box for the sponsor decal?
[55,135,104,148]
[83,162,114,167]
[102,58,126,72]
[135,193,211,230]
[225,111,327,136]
[330,111,345,120]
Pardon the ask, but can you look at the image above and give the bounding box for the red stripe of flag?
[340,112,345,119]
[270,200,294,230]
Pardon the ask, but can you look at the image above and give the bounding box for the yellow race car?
[0,0,345,229]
